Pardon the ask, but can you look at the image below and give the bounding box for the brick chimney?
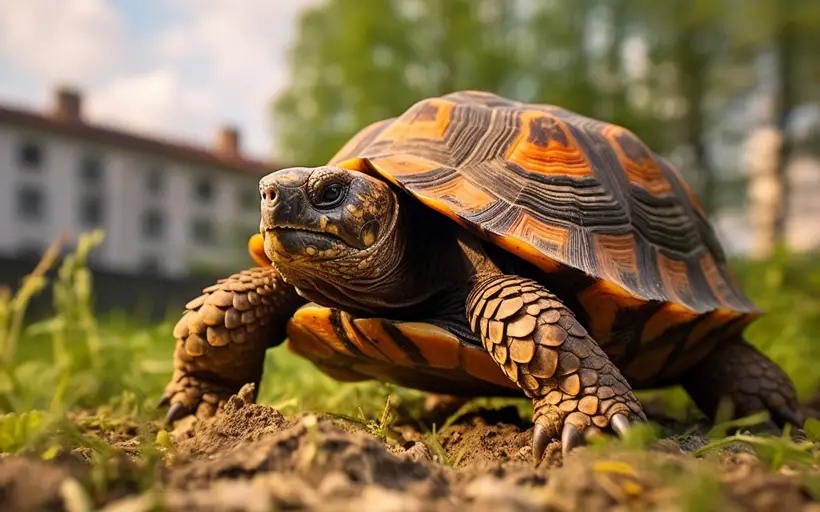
[214,125,240,158]
[52,86,83,122]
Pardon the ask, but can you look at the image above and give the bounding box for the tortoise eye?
[315,183,345,209]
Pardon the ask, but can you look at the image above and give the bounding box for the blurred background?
[0,0,818,317]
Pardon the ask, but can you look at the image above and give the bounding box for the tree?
[733,0,820,257]
[271,0,664,166]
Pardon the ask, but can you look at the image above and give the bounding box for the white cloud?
[154,0,326,157]
[86,69,221,142]
[0,0,324,160]
[0,0,122,86]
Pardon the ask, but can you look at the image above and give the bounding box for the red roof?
[0,103,283,176]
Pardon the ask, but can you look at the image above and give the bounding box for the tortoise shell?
[330,92,754,303]
[322,91,761,379]
[250,91,761,388]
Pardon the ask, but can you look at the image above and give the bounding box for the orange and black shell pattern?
[324,90,760,386]
[284,303,523,397]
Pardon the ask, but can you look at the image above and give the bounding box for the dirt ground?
[3,385,820,512]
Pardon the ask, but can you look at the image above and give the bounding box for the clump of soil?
[167,389,450,497]
[170,384,289,457]
[2,384,820,511]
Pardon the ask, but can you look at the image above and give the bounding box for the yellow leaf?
[593,460,637,476]
[622,480,643,496]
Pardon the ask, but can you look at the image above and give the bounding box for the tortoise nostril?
[261,185,279,207]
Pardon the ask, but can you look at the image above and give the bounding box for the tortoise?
[158,90,802,461]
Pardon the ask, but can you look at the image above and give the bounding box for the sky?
[0,0,324,161]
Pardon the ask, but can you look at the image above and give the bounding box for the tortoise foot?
[532,409,633,462]
[531,397,640,463]
[467,274,646,465]
[682,339,803,431]
[530,361,645,463]
[157,266,304,426]
[159,371,239,425]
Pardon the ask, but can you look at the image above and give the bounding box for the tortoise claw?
[156,393,171,409]
[164,403,189,427]
[561,423,581,458]
[611,413,630,437]
[532,423,550,465]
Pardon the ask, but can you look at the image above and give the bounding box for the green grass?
[0,232,432,458]
[1,233,820,484]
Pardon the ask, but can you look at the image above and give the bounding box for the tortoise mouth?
[266,226,345,244]
[264,226,351,260]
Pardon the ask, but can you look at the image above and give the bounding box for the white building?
[0,86,281,278]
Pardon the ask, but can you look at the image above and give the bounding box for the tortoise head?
[258,166,405,308]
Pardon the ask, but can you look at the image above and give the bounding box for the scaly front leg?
[158,265,305,424]
[467,274,646,463]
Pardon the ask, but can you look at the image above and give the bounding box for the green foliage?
[693,409,820,472]
[804,418,820,442]
[272,0,820,225]
[356,394,400,444]
[695,429,818,472]
[732,250,820,398]
[0,231,173,417]
[0,232,170,469]
[0,410,49,454]
[0,232,422,459]
[272,0,666,166]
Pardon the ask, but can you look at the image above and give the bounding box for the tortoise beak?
[259,169,310,231]
[260,184,308,232]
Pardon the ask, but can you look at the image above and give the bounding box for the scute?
[328,91,757,317]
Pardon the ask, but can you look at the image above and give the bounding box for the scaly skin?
[467,274,646,463]
[681,339,803,429]
[158,266,304,423]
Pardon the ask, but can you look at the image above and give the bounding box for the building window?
[141,209,164,239]
[17,140,43,169]
[78,196,104,227]
[191,217,215,246]
[146,168,164,194]
[79,155,104,185]
[193,177,214,202]
[17,185,44,220]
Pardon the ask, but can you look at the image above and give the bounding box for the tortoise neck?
[365,197,485,320]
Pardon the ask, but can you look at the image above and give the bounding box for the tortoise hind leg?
[159,265,305,424]
[680,338,802,429]
[466,273,647,463]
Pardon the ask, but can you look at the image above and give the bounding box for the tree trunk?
[748,9,796,258]
[677,26,716,216]
[772,18,796,251]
